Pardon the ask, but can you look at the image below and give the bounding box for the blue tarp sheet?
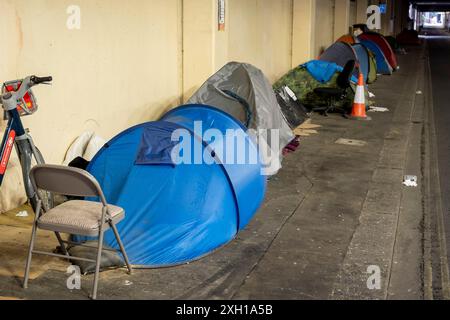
[302,60,358,84]
[302,60,342,83]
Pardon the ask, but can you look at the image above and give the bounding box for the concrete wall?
[356,0,369,25]
[0,0,183,164]
[334,0,351,40]
[227,0,293,83]
[315,0,335,57]
[394,0,411,35]
[381,0,395,35]
[350,1,357,27]
[292,0,316,67]
[183,0,293,100]
[182,0,214,100]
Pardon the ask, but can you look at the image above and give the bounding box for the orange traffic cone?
[348,73,371,121]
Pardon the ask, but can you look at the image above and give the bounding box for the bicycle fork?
[0,121,39,204]
[15,134,38,202]
[1,108,34,198]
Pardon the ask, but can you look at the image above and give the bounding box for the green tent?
[367,49,378,84]
[273,65,372,112]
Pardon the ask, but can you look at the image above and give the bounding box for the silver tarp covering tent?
[187,62,294,175]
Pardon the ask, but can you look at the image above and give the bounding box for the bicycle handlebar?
[1,75,53,112]
[30,76,53,85]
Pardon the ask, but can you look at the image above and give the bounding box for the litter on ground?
[15,211,29,218]
[293,120,321,137]
[403,175,418,187]
[368,106,390,112]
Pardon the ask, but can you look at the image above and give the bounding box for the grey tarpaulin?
[187,62,295,175]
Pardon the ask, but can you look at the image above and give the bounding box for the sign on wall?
[218,0,225,31]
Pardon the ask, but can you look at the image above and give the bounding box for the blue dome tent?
[358,39,393,75]
[80,104,267,267]
[352,43,370,83]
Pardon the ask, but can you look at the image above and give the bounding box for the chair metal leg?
[324,97,336,116]
[54,232,70,257]
[23,221,38,289]
[110,223,132,274]
[91,228,105,300]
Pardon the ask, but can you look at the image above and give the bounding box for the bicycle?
[0,75,54,212]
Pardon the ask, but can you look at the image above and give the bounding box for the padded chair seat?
[38,200,125,236]
[314,87,344,96]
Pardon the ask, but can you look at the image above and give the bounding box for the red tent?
[358,32,398,70]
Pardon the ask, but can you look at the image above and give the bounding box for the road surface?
[427,30,450,282]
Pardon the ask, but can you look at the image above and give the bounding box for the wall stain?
[15,8,23,53]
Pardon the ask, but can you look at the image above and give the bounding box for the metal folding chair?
[24,164,132,299]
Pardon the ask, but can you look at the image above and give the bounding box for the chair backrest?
[336,59,356,89]
[30,164,107,204]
